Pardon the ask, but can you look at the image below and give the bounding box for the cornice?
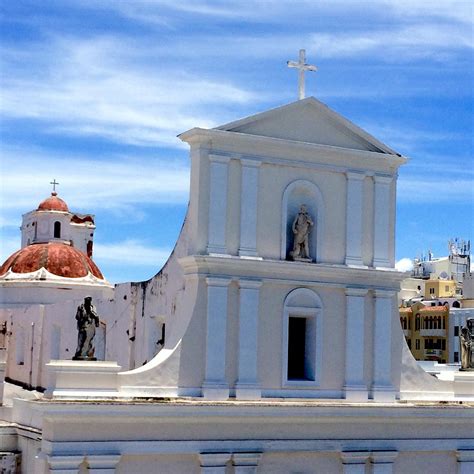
[179,128,407,172]
[178,255,405,289]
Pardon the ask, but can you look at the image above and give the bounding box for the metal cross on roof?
[50,179,59,193]
[287,49,317,100]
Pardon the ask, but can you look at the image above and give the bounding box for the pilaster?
[236,279,262,399]
[340,451,370,474]
[199,453,232,474]
[47,456,85,473]
[202,277,231,399]
[372,290,396,401]
[373,174,393,268]
[232,452,262,474]
[344,288,369,401]
[370,451,398,474]
[345,171,365,266]
[207,155,230,255]
[456,449,474,474]
[239,159,261,257]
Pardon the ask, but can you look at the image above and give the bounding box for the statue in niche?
[459,318,473,371]
[290,204,314,262]
[73,296,100,361]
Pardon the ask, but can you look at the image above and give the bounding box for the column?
[457,450,474,474]
[345,171,365,266]
[47,455,84,473]
[341,451,370,474]
[202,277,231,400]
[199,453,231,474]
[207,155,230,255]
[236,279,262,400]
[232,453,262,474]
[372,290,396,401]
[373,175,393,268]
[239,159,261,257]
[87,455,121,473]
[344,288,369,401]
[370,451,398,474]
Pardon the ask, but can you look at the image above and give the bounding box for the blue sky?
[1,0,472,283]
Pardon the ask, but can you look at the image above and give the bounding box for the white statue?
[290,204,314,261]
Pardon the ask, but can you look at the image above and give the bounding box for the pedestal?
[45,360,121,399]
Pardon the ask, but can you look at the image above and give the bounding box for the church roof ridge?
[213,97,402,157]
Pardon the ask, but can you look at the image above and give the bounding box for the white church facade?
[0,98,472,473]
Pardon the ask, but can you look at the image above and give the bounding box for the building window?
[407,339,411,349]
[454,352,459,363]
[416,339,420,350]
[454,326,459,337]
[288,317,312,380]
[441,339,446,351]
[429,287,435,295]
[54,221,61,238]
[445,285,449,292]
[283,288,321,386]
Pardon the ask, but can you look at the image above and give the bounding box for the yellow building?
[399,303,449,363]
[425,279,456,299]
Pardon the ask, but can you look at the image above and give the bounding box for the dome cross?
[50,179,59,193]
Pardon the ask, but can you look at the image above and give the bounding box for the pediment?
[215,97,397,154]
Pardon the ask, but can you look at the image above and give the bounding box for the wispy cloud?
[397,176,474,203]
[0,36,257,147]
[0,146,190,214]
[310,23,472,61]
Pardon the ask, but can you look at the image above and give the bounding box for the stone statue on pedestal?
[73,296,100,361]
[290,204,314,262]
[459,318,473,371]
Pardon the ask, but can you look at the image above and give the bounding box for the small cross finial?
[287,49,317,100]
[50,179,59,194]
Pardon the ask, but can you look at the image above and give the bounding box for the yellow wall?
[425,279,456,298]
[399,303,449,363]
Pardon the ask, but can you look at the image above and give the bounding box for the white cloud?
[94,239,172,267]
[0,146,190,214]
[397,177,474,203]
[396,257,414,272]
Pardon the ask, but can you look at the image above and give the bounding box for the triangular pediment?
[215,97,397,154]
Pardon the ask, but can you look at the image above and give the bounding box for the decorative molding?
[346,170,366,180]
[345,287,369,297]
[238,279,262,290]
[373,174,393,184]
[341,451,370,464]
[240,158,262,168]
[370,450,398,464]
[208,154,232,164]
[206,277,232,287]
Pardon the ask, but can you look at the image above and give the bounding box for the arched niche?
[281,179,324,262]
[282,288,323,387]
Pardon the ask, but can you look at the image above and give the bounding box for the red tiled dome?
[37,192,69,212]
[0,242,104,279]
